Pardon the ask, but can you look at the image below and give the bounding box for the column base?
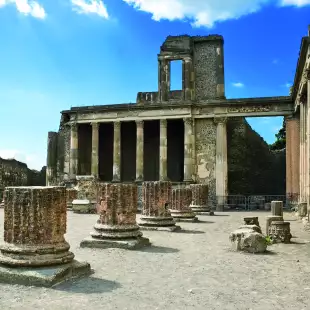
[170,209,198,222]
[80,236,150,250]
[138,216,181,231]
[0,259,92,287]
[190,204,211,215]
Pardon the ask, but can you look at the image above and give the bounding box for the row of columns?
[69,118,201,183]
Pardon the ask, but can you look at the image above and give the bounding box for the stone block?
[72,199,94,214]
[298,202,307,219]
[271,201,283,216]
[244,216,260,227]
[0,186,91,287]
[170,187,198,222]
[238,224,262,234]
[269,221,292,243]
[81,183,150,249]
[229,227,267,253]
[188,184,210,214]
[265,215,283,236]
[138,181,180,231]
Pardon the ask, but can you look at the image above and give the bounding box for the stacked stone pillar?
[112,121,121,182]
[80,183,150,249]
[265,200,284,237]
[91,122,99,177]
[158,58,170,102]
[69,123,78,179]
[215,117,228,211]
[46,131,58,186]
[0,186,91,287]
[136,120,144,182]
[138,181,180,231]
[184,118,193,182]
[183,57,193,101]
[189,184,211,214]
[170,187,197,222]
[159,119,168,181]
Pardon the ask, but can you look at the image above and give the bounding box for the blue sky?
[0,0,309,170]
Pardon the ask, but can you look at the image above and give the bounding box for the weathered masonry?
[47,33,296,200]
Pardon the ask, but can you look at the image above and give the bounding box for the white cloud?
[280,0,310,6]
[0,150,45,171]
[72,0,109,18]
[123,0,310,27]
[272,59,279,64]
[232,82,244,88]
[282,82,291,88]
[0,0,46,18]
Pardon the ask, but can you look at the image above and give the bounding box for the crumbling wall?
[0,157,46,199]
[227,118,285,195]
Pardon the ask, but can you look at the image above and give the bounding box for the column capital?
[114,121,121,129]
[135,119,144,127]
[302,68,310,81]
[214,117,227,124]
[183,117,193,126]
[71,122,78,130]
[91,121,99,128]
[299,92,307,105]
[160,119,167,127]
[285,115,299,122]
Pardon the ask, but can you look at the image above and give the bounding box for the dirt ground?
[0,210,309,310]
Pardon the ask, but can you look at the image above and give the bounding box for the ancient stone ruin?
[80,183,150,249]
[0,186,91,287]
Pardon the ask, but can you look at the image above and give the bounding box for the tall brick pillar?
[158,58,170,102]
[46,131,58,186]
[112,121,121,182]
[138,181,180,231]
[285,116,300,201]
[136,120,144,182]
[80,183,150,249]
[159,119,168,181]
[184,118,193,182]
[69,123,78,179]
[0,186,91,287]
[91,122,99,177]
[215,117,228,210]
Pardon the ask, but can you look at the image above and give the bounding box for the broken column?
[265,215,283,236]
[0,186,91,287]
[269,221,292,243]
[80,183,150,249]
[66,188,77,210]
[189,184,211,214]
[170,187,198,222]
[271,201,283,216]
[138,181,180,231]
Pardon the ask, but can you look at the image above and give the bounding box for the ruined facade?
[47,34,294,202]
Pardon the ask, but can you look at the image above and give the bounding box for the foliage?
[269,118,286,151]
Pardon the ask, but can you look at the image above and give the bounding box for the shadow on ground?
[137,245,179,253]
[54,277,121,294]
[196,220,215,224]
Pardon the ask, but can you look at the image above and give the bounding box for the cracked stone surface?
[0,210,310,310]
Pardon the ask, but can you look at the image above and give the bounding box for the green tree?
[270,118,286,151]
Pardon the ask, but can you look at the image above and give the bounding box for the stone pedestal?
[269,221,292,243]
[75,175,97,213]
[66,188,77,210]
[189,184,211,214]
[271,201,283,216]
[138,181,180,231]
[72,199,93,214]
[0,186,91,287]
[265,215,283,236]
[80,183,150,249]
[170,187,197,222]
[244,217,260,227]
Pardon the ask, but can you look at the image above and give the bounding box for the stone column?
[112,121,121,182]
[189,184,211,214]
[184,118,193,182]
[80,183,150,249]
[136,120,144,182]
[286,116,300,201]
[170,187,197,222]
[91,122,99,177]
[271,201,283,216]
[70,123,78,179]
[307,76,310,210]
[138,181,180,231]
[159,119,168,181]
[183,57,193,101]
[300,104,304,202]
[0,186,91,286]
[215,117,228,210]
[158,59,170,102]
[46,131,58,186]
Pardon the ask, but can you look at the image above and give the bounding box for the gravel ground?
[0,210,310,310]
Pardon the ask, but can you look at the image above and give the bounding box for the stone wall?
[0,157,46,199]
[227,118,285,195]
